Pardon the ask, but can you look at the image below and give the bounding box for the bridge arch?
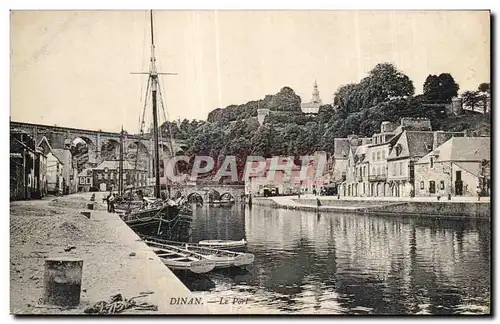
[126,140,150,171]
[220,192,235,201]
[207,189,221,202]
[100,138,120,161]
[70,136,97,171]
[187,192,203,204]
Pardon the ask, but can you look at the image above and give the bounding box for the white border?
[2,1,497,323]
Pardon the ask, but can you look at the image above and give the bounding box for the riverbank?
[10,194,275,315]
[252,195,490,220]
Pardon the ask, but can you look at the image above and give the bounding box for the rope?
[84,293,157,314]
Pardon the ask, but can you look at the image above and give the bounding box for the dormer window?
[395,144,402,156]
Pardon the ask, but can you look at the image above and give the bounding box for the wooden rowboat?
[152,246,216,274]
[143,237,254,268]
[198,239,247,251]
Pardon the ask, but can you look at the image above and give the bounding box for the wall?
[400,118,432,131]
[387,159,409,181]
[415,161,480,197]
[367,201,489,220]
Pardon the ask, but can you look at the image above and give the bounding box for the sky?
[10,10,490,133]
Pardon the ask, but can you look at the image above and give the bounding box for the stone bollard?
[81,211,91,219]
[87,203,94,210]
[43,257,83,307]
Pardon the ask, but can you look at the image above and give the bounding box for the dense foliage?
[158,63,484,181]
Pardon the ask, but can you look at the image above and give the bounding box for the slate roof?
[387,131,435,160]
[405,132,435,157]
[416,137,490,164]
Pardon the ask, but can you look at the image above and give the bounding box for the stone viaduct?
[10,121,188,172]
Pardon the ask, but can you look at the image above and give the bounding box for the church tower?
[301,80,322,114]
[312,80,322,104]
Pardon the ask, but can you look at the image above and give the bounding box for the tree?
[365,63,415,101]
[477,83,491,114]
[437,73,459,102]
[478,82,490,94]
[423,74,441,101]
[423,73,459,103]
[462,90,481,111]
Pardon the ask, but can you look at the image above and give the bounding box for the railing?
[368,174,387,181]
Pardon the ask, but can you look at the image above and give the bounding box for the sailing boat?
[117,10,192,241]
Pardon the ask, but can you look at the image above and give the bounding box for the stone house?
[92,160,148,192]
[10,129,37,200]
[386,130,464,197]
[37,136,64,195]
[77,167,94,192]
[414,137,490,197]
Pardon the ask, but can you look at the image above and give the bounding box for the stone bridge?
[10,121,187,171]
[169,184,245,202]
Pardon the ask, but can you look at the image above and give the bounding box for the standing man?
[106,191,112,212]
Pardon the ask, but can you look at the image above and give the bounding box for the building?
[77,168,94,192]
[92,160,148,192]
[33,147,47,199]
[245,158,302,196]
[414,137,490,197]
[37,136,64,195]
[301,80,323,114]
[386,130,464,197]
[338,135,372,196]
[52,148,78,195]
[368,121,400,197]
[10,130,37,200]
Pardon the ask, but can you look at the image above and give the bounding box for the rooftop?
[416,137,490,164]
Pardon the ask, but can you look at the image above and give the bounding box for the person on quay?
[109,193,116,213]
[105,191,112,212]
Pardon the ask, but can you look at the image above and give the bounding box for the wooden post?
[43,257,83,307]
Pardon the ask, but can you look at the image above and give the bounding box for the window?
[440,180,445,190]
[399,162,403,176]
[377,152,380,161]
[98,173,102,180]
[392,163,396,176]
[79,177,85,185]
[376,167,380,175]
[382,150,385,159]
[430,157,434,169]
[86,177,91,184]
[104,173,108,180]
[429,181,436,194]
[395,163,399,176]
[372,152,376,161]
[420,181,424,190]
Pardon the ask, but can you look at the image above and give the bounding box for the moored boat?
[198,239,247,251]
[143,237,254,268]
[152,246,216,274]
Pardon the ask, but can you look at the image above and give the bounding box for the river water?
[182,204,490,314]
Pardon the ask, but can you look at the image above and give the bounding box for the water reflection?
[189,205,490,314]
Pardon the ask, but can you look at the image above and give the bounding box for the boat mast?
[150,10,161,199]
[131,10,177,199]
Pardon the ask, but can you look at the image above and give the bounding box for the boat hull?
[144,238,254,269]
[198,240,247,252]
[159,258,215,274]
